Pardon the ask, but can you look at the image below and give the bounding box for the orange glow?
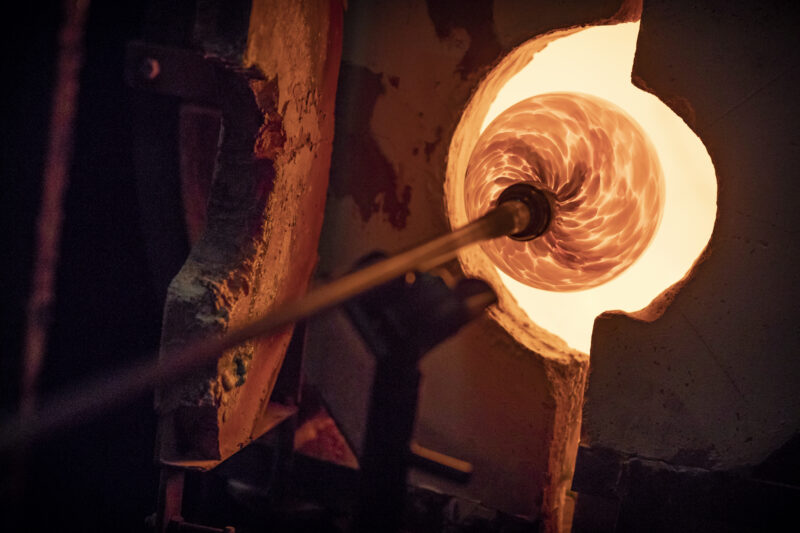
[447,22,717,353]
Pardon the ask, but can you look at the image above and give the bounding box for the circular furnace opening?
[445,22,717,354]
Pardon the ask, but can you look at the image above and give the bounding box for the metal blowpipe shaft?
[1,186,549,449]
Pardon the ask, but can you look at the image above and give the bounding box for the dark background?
[1,1,166,530]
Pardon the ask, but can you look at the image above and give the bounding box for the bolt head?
[139,57,160,81]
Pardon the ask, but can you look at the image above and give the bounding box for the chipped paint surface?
[328,63,411,229]
[426,0,503,78]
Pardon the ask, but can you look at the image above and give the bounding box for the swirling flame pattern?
[465,92,665,292]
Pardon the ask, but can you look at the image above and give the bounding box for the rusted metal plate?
[156,0,344,466]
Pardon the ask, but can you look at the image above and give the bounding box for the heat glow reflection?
[468,22,716,352]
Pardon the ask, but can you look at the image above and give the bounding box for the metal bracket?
[125,41,223,105]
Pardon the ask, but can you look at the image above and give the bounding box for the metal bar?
[21,0,90,416]
[0,200,530,450]
[155,467,185,533]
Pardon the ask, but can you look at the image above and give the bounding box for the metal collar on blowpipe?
[496,183,552,241]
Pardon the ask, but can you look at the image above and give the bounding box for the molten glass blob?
[465,92,665,292]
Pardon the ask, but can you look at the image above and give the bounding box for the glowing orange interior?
[446,22,717,353]
[465,92,664,291]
